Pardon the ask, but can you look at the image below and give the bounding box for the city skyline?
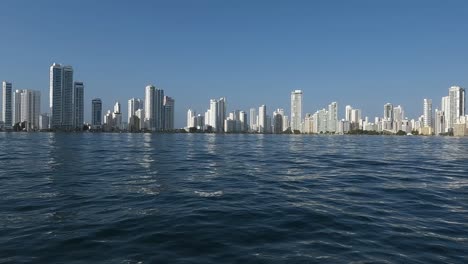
[0,63,467,135]
[1,1,468,128]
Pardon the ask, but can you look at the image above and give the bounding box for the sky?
[1,0,467,128]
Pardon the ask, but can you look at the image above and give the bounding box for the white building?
[393,105,404,132]
[290,90,302,132]
[239,111,247,132]
[144,85,164,131]
[217,97,226,132]
[448,86,465,130]
[135,109,145,130]
[434,109,445,135]
[39,113,49,130]
[209,99,218,131]
[17,89,41,131]
[187,109,196,128]
[112,101,122,130]
[128,98,143,123]
[249,107,257,132]
[14,90,22,124]
[258,105,266,133]
[423,98,432,129]
[303,113,313,134]
[328,102,338,133]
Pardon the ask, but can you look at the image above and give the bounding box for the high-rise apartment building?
[14,89,41,131]
[144,85,164,131]
[239,111,247,132]
[273,110,283,134]
[74,82,84,130]
[209,99,218,131]
[434,109,445,135]
[423,99,432,128]
[217,97,226,132]
[92,98,102,129]
[39,113,50,130]
[249,108,257,132]
[328,102,338,133]
[384,103,394,121]
[13,89,22,124]
[187,109,196,128]
[2,81,12,129]
[258,105,267,133]
[345,105,353,122]
[291,90,302,132]
[49,63,74,130]
[128,98,143,123]
[163,96,174,131]
[447,86,465,130]
[113,101,122,129]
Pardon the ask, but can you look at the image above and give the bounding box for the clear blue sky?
[1,0,467,127]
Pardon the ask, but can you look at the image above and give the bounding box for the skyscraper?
[384,103,394,121]
[113,101,122,130]
[258,105,266,133]
[393,105,404,132]
[441,96,450,132]
[273,110,283,134]
[144,85,164,131]
[145,85,155,130]
[13,89,22,124]
[217,97,226,132]
[423,98,432,128]
[163,96,175,131]
[49,63,74,130]
[135,109,145,131]
[239,111,247,132]
[128,98,143,123]
[434,109,445,135]
[291,90,302,132]
[249,107,257,132]
[2,81,12,129]
[74,82,84,130]
[17,89,41,131]
[447,86,465,130]
[328,102,338,133]
[187,109,196,128]
[62,66,74,130]
[39,113,50,130]
[155,89,164,131]
[209,99,218,131]
[345,105,353,122]
[50,63,62,129]
[91,98,102,129]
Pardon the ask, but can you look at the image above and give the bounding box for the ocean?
[0,133,467,263]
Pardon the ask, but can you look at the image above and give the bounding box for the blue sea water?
[0,133,467,263]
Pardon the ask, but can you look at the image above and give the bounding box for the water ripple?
[0,133,467,263]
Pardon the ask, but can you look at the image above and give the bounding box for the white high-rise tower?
[128,98,143,123]
[258,105,267,133]
[423,98,432,128]
[290,90,302,132]
[447,86,465,130]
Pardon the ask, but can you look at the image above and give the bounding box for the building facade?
[290,90,302,132]
[2,81,13,129]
